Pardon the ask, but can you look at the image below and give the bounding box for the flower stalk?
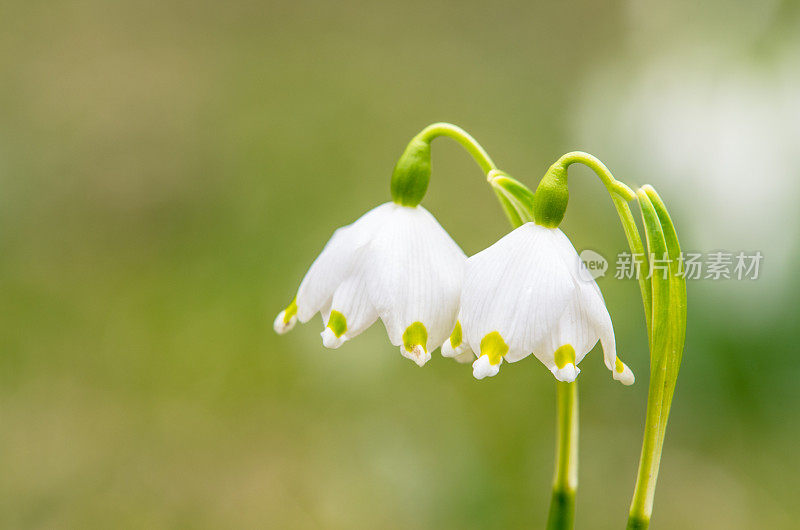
[415,122,497,174]
[546,381,578,530]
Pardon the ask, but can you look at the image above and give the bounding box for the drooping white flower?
[446,222,635,384]
[274,202,466,366]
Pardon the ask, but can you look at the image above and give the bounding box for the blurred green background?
[1,1,798,528]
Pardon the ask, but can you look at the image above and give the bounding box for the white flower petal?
[441,337,475,364]
[472,354,501,380]
[550,363,581,383]
[321,327,345,349]
[459,223,574,361]
[320,271,378,347]
[441,339,468,357]
[400,344,431,367]
[367,205,466,351]
[279,201,466,364]
[453,349,475,364]
[294,203,392,322]
[581,284,618,373]
[458,223,626,384]
[548,226,619,368]
[273,309,296,335]
[440,339,458,358]
[532,280,605,371]
[613,359,636,386]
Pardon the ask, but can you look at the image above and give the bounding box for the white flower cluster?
[275,202,634,385]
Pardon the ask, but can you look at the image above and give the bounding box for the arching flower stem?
[392,122,513,210]
[416,122,498,174]
[555,151,636,201]
[611,194,652,328]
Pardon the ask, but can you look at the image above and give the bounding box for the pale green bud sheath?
[533,162,570,228]
[390,123,498,207]
[390,137,432,207]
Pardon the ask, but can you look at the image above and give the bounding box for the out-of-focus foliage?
[0,1,797,528]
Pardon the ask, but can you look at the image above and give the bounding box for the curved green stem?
[391,123,500,207]
[417,122,497,174]
[546,381,578,530]
[556,151,636,201]
[611,194,652,329]
[416,123,536,226]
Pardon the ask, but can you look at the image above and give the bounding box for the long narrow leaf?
[642,185,687,448]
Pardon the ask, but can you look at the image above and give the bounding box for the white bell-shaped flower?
[274,202,466,366]
[446,222,635,384]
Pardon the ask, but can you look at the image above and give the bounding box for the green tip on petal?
[479,331,509,366]
[327,310,348,338]
[402,322,431,367]
[554,344,577,369]
[274,298,298,335]
[402,321,428,352]
[283,298,298,324]
[449,321,463,349]
[615,356,624,373]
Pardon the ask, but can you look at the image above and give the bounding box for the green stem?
[556,151,636,201]
[392,123,500,207]
[417,122,497,174]
[610,194,652,330]
[547,381,578,530]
